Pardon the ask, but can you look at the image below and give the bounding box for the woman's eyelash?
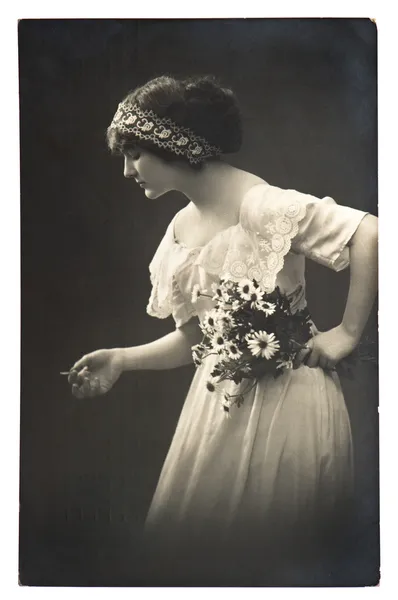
[124,150,140,160]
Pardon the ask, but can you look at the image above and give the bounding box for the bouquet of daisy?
[191,278,313,415]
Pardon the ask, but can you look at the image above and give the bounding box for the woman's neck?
[174,160,263,217]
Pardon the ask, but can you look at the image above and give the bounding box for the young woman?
[68,75,378,584]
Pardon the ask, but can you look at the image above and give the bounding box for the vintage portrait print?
[19,18,378,587]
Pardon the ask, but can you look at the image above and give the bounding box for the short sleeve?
[241,184,369,279]
[146,222,175,321]
[291,195,369,271]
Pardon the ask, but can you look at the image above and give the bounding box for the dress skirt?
[143,356,355,585]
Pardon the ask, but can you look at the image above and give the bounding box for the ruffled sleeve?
[146,217,198,328]
[238,183,368,289]
[146,221,175,320]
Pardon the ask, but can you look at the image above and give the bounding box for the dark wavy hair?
[106,74,243,169]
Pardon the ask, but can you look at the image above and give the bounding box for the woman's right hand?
[67,348,125,398]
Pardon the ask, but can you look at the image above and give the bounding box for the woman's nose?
[123,157,137,179]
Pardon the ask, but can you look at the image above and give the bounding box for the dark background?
[19,18,378,586]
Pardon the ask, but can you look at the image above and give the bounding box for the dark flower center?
[251,293,258,302]
[216,337,224,345]
[259,341,268,349]
[208,317,214,326]
[206,382,216,392]
[243,285,250,294]
[230,346,238,354]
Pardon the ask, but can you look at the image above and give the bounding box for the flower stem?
[202,352,218,360]
[290,339,309,350]
[228,378,258,399]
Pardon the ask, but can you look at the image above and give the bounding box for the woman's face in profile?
[123,147,178,199]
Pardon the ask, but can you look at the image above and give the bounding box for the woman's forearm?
[118,318,203,371]
[341,213,378,342]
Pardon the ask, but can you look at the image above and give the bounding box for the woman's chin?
[143,187,161,199]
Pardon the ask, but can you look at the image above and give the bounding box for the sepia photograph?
[18,17,379,587]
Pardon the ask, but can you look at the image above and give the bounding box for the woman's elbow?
[178,317,202,346]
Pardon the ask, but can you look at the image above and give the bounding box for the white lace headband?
[109,102,222,164]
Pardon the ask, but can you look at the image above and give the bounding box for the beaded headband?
[109,102,222,164]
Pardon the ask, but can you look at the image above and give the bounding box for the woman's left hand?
[293,324,358,371]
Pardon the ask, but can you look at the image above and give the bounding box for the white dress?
[143,182,368,582]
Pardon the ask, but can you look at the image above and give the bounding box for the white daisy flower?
[219,313,236,331]
[212,283,232,306]
[260,302,276,316]
[221,279,235,291]
[218,295,234,308]
[212,333,226,354]
[210,281,225,300]
[191,344,204,366]
[221,394,233,418]
[191,284,204,304]
[237,279,257,301]
[248,290,264,309]
[231,299,243,312]
[222,394,232,407]
[246,331,280,360]
[225,341,242,360]
[201,309,219,332]
[205,376,221,394]
[192,355,202,367]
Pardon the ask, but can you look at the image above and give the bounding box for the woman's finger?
[76,366,90,386]
[319,355,328,370]
[72,354,91,373]
[72,383,84,399]
[306,347,320,368]
[316,354,336,371]
[68,365,89,385]
[68,369,79,385]
[82,378,91,397]
[310,324,320,336]
[293,347,311,369]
